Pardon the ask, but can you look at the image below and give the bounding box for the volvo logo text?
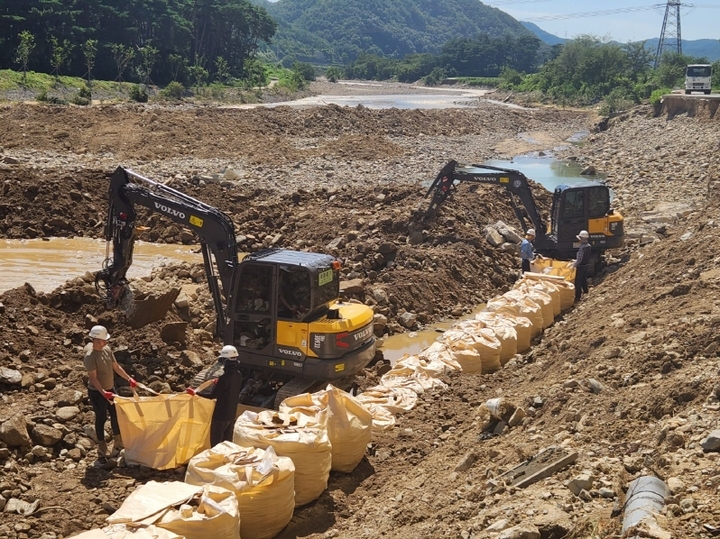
[154,202,185,219]
[353,326,373,341]
[278,348,303,357]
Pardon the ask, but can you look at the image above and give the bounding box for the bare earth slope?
[1,84,719,539]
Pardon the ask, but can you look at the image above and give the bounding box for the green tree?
[110,43,135,82]
[137,45,159,85]
[325,66,343,82]
[293,61,316,81]
[168,54,186,82]
[49,36,73,83]
[188,60,209,87]
[215,56,230,84]
[15,31,35,83]
[82,39,98,86]
[241,57,268,88]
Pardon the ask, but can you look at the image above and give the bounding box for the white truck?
[685,64,712,95]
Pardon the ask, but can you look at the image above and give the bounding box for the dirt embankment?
[661,94,720,120]
[2,86,720,539]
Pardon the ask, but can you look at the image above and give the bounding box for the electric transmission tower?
[654,1,682,68]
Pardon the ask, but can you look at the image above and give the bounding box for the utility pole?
[654,0,682,68]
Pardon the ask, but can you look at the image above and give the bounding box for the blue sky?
[485,0,720,42]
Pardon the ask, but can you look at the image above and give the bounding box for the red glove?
[185,388,196,396]
[128,378,138,389]
[103,390,114,401]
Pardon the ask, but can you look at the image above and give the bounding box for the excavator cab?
[228,249,375,386]
[550,182,623,251]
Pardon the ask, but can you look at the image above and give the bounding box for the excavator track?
[191,361,225,397]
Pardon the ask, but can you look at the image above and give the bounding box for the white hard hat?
[526,229,535,236]
[89,325,110,340]
[220,345,239,359]
[577,230,589,239]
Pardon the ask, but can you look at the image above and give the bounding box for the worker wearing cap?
[520,229,536,273]
[83,325,137,462]
[571,230,592,301]
[186,345,243,446]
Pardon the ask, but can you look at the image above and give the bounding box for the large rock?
[180,350,204,368]
[495,221,523,243]
[398,312,417,329]
[485,227,505,247]
[497,524,541,539]
[340,278,364,296]
[701,430,720,452]
[373,313,388,337]
[56,406,81,422]
[567,472,594,496]
[0,367,22,385]
[58,390,85,406]
[30,424,63,447]
[0,414,32,447]
[160,321,188,344]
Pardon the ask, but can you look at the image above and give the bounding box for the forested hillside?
[0,0,276,85]
[252,0,532,65]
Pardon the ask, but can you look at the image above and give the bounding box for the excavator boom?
[96,167,238,335]
[423,159,548,240]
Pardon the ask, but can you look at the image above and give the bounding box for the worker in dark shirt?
[186,345,243,446]
[571,230,592,301]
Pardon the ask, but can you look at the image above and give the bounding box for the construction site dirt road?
[1,82,720,539]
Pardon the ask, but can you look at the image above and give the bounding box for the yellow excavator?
[95,167,376,407]
[423,160,624,274]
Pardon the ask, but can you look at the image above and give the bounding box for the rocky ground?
[1,82,720,539]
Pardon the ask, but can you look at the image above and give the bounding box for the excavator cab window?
[562,190,585,219]
[556,188,587,242]
[234,264,273,350]
[587,186,610,218]
[278,266,311,320]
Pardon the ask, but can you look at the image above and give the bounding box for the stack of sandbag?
[418,341,462,372]
[395,353,450,377]
[114,393,215,470]
[279,385,372,473]
[380,359,449,394]
[442,324,502,373]
[523,271,575,311]
[355,385,418,432]
[233,409,332,506]
[458,318,518,365]
[486,294,543,337]
[105,481,239,539]
[506,288,553,329]
[475,312,532,353]
[516,278,561,318]
[185,442,295,539]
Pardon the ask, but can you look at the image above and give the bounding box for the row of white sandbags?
[355,273,575,431]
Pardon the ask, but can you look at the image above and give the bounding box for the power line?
[527,5,665,21]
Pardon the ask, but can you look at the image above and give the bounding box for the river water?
[0,237,200,294]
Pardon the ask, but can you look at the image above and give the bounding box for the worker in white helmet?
[571,230,592,301]
[84,325,137,463]
[520,228,536,273]
[186,344,243,446]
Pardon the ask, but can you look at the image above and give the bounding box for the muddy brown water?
[380,305,487,363]
[0,237,200,293]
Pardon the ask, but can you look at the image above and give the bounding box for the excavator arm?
[95,167,239,335]
[423,160,548,241]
